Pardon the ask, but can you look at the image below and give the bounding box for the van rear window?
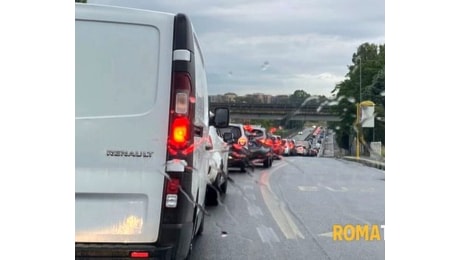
[76,20,160,117]
[219,126,242,139]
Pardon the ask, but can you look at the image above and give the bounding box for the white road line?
[323,186,348,192]
[248,205,264,217]
[317,183,348,192]
[257,225,281,246]
[298,186,319,192]
[242,185,254,190]
[318,232,333,238]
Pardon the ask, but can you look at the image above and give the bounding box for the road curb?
[341,156,385,171]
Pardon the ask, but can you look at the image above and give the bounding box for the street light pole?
[356,56,362,159]
[356,102,360,159]
[359,56,362,103]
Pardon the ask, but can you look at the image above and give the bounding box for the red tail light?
[168,72,192,150]
[243,124,253,131]
[171,117,190,147]
[165,178,180,208]
[265,138,273,146]
[130,251,149,258]
[167,178,180,194]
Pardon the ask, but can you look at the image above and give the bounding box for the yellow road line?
[259,165,305,240]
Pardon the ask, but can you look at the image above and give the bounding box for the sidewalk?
[320,131,385,171]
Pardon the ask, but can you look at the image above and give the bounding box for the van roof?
[76,3,176,19]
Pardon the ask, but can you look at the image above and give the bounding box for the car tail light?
[238,137,247,146]
[243,124,253,132]
[175,92,188,114]
[130,251,149,258]
[171,117,190,147]
[172,72,191,114]
[265,138,273,146]
[166,178,180,208]
[168,72,192,150]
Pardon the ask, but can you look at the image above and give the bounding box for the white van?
[75,3,229,259]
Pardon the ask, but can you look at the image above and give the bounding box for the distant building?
[273,95,289,104]
[263,95,273,104]
[209,95,224,103]
[223,92,237,102]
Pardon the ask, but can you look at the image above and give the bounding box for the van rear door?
[75,5,174,243]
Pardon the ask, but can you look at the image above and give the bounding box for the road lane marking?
[317,183,348,192]
[256,225,281,246]
[248,205,264,217]
[318,232,333,237]
[259,171,305,240]
[323,186,348,192]
[298,186,319,192]
[242,184,254,190]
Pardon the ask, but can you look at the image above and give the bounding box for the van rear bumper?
[75,243,173,260]
[75,222,194,260]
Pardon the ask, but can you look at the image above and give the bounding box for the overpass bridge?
[209,102,340,123]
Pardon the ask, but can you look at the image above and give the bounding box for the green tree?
[330,43,385,153]
[289,90,310,105]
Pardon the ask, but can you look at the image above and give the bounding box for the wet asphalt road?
[189,155,385,260]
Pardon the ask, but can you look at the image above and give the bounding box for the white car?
[205,125,230,206]
[281,139,291,156]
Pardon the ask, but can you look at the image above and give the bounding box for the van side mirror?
[211,107,229,128]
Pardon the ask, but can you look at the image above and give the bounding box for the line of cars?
[206,124,325,190]
[295,126,326,156]
[279,127,326,157]
[75,5,325,258]
[207,124,323,182]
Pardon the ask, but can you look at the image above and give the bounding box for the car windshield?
[80,1,385,259]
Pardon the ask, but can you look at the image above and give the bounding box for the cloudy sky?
[88,0,384,97]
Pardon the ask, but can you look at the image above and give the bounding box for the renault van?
[75,3,229,259]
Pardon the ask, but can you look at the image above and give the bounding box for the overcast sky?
[88,0,384,97]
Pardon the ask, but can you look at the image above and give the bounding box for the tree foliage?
[329,43,385,152]
[289,90,310,104]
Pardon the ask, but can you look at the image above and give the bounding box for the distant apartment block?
[272,95,289,104]
[209,93,275,104]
